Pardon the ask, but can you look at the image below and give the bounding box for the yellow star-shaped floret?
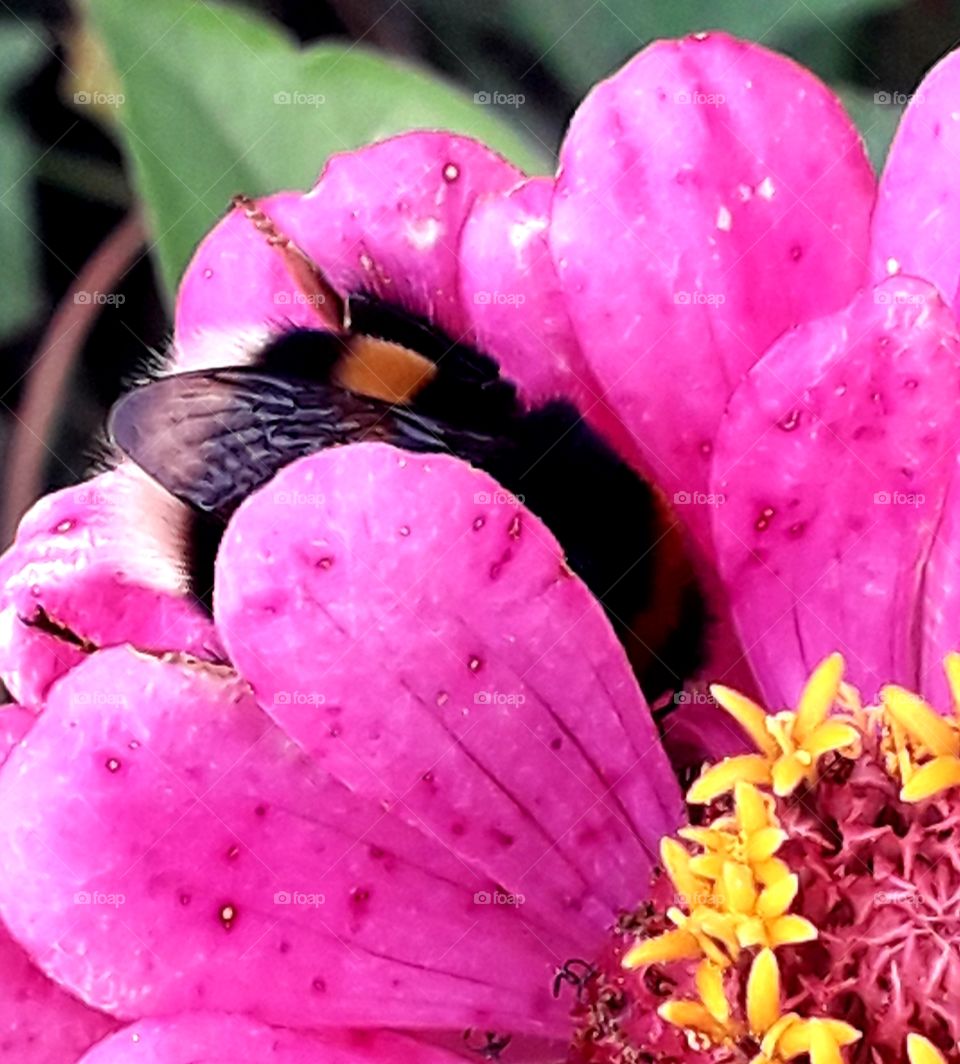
[881,655,960,802]
[658,959,740,1045]
[680,782,791,890]
[689,654,860,803]
[745,950,860,1064]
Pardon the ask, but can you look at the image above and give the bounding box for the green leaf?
[0,22,48,341]
[87,0,550,296]
[836,86,903,172]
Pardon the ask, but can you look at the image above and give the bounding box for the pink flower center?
[564,656,960,1064]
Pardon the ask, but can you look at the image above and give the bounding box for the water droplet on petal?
[219,903,237,929]
[105,757,121,773]
[778,409,801,431]
[443,163,460,182]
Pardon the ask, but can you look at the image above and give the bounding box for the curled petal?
[175,132,525,366]
[0,465,221,706]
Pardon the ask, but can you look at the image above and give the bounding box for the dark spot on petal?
[179,893,192,906]
[436,691,449,707]
[312,977,327,993]
[788,521,807,539]
[451,822,466,836]
[315,556,334,570]
[789,245,803,262]
[904,378,919,390]
[255,804,268,817]
[369,845,386,860]
[492,829,515,848]
[54,519,74,534]
[279,940,291,954]
[551,737,563,751]
[473,516,486,531]
[777,410,800,431]
[226,845,240,861]
[398,526,410,537]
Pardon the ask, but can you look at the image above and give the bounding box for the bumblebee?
[109,199,704,703]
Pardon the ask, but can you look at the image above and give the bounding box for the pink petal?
[215,443,682,942]
[0,706,119,1063]
[459,175,633,457]
[0,647,571,1035]
[175,133,525,365]
[174,190,325,364]
[711,277,960,707]
[872,46,960,308]
[551,32,875,558]
[78,1014,470,1064]
[0,465,222,707]
[917,470,960,706]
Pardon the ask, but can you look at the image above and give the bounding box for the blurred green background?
[0,0,956,541]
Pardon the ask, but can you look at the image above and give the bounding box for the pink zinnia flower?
[1,29,960,1064]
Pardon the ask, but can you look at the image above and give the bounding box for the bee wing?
[108,367,497,519]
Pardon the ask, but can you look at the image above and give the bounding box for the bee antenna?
[230,193,348,332]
